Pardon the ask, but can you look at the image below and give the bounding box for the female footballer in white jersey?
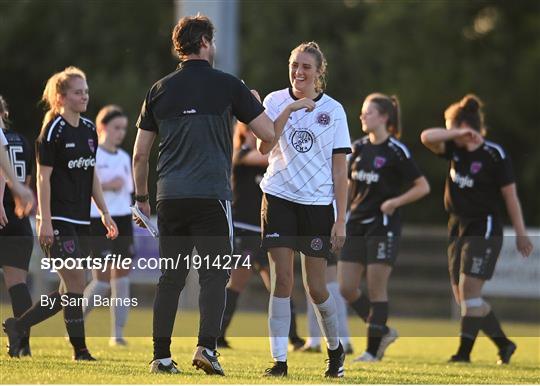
[83,105,134,346]
[258,42,351,378]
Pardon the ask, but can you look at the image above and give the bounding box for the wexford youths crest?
[470,161,482,174]
[88,139,95,152]
[291,130,314,153]
[311,237,323,251]
[316,112,331,126]
[373,156,387,169]
[62,239,76,254]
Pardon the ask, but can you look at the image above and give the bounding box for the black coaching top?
[2,128,33,209]
[348,135,422,221]
[36,115,98,225]
[440,140,515,219]
[136,59,265,202]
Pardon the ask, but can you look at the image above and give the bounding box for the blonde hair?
[41,66,86,132]
[290,41,328,93]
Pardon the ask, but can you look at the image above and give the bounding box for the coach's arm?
[133,129,156,220]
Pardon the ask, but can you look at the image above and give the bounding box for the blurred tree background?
[0,0,538,225]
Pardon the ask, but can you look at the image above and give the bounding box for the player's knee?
[339,283,357,303]
[460,297,488,316]
[274,273,293,294]
[306,285,328,304]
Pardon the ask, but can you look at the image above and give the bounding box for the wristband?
[134,194,149,202]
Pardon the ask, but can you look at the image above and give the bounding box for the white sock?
[328,281,350,345]
[158,357,172,366]
[306,297,321,346]
[83,279,110,316]
[313,294,340,350]
[110,276,130,339]
[269,296,290,362]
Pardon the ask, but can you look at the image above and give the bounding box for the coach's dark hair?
[0,94,11,129]
[366,93,402,139]
[290,41,328,93]
[172,14,214,58]
[445,94,486,136]
[40,66,86,133]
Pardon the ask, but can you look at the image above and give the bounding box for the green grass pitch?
[1,306,538,384]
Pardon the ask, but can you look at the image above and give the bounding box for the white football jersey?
[91,146,133,217]
[260,88,351,205]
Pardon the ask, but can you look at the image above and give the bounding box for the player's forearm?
[37,169,52,221]
[332,156,348,222]
[133,152,149,196]
[0,174,5,201]
[503,186,527,236]
[420,128,457,145]
[92,172,109,215]
[0,146,17,184]
[258,106,290,155]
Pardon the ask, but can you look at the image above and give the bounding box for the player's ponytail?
[444,94,486,136]
[40,66,86,136]
[290,41,328,93]
[365,93,402,139]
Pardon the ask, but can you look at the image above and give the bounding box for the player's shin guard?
[481,311,511,350]
[350,293,370,322]
[83,279,110,316]
[328,281,350,345]
[313,294,340,350]
[111,277,129,340]
[63,293,87,352]
[366,302,389,356]
[456,316,482,358]
[16,290,63,331]
[269,296,290,362]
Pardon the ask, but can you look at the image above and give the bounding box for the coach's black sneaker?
[264,361,288,377]
[217,336,231,349]
[289,336,306,351]
[192,346,225,376]
[497,341,517,365]
[449,354,470,363]
[149,359,181,374]
[325,342,345,378]
[3,318,22,358]
[73,348,96,361]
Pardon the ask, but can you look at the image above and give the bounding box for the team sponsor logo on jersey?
[183,109,197,114]
[373,156,386,169]
[311,237,323,251]
[290,129,314,153]
[88,139,95,152]
[470,161,482,174]
[450,168,474,188]
[316,112,331,126]
[68,156,96,170]
[351,169,379,184]
[265,232,280,238]
[62,239,76,254]
[65,143,75,148]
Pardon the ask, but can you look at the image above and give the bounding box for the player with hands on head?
[421,94,533,364]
